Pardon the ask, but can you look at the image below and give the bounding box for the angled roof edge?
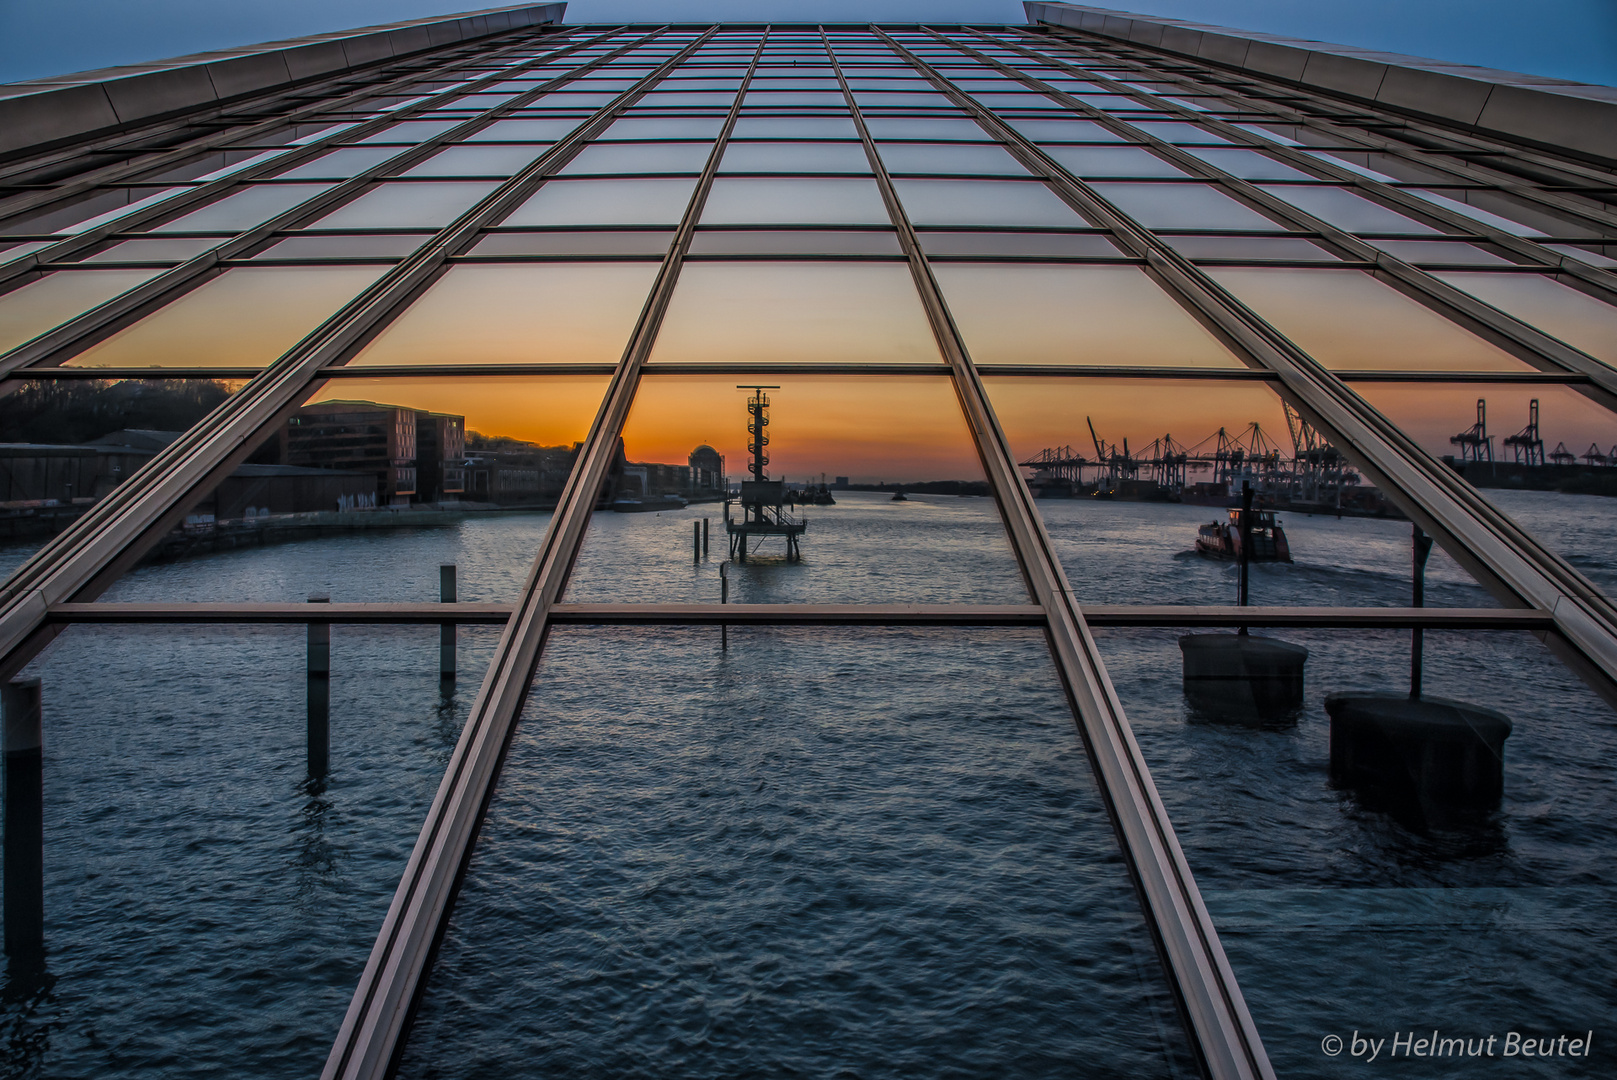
[0,3,567,159]
[1024,2,1617,167]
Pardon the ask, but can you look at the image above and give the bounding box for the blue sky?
[1,0,1613,86]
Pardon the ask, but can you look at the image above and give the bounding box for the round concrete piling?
[1179,633,1308,723]
[1327,693,1511,818]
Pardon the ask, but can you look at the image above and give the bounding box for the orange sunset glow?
[621,376,983,483]
[65,267,387,367]
[302,377,610,446]
[986,377,1293,464]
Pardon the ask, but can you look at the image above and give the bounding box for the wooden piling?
[693,521,701,562]
[308,594,330,779]
[3,678,43,962]
[440,564,456,680]
[1411,526,1433,699]
[702,517,709,557]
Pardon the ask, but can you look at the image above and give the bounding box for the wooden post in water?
[3,678,43,964]
[1237,482,1253,635]
[720,561,729,651]
[702,517,709,557]
[1411,525,1433,699]
[693,521,701,562]
[307,594,331,779]
[440,564,456,681]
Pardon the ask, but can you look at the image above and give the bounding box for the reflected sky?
[351,263,661,367]
[622,376,980,483]
[64,266,387,367]
[303,377,609,447]
[649,263,942,366]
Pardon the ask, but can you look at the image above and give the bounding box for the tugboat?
[1195,505,1291,563]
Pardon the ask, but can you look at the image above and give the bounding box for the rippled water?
[397,628,1198,1080]
[0,490,1611,1078]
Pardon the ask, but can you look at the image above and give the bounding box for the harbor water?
[0,490,1613,1078]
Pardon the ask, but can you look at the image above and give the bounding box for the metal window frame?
[999,26,1617,289]
[868,28,1617,712]
[0,21,1613,1080]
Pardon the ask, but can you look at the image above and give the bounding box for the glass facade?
[1,10,1614,1080]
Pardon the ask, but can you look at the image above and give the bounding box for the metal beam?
[1012,25,1617,258]
[880,31,1617,711]
[0,21,571,228]
[7,363,1599,384]
[848,29,1271,1080]
[41,600,1553,631]
[0,26,643,382]
[1001,26,1617,300]
[933,29,1617,413]
[320,26,749,1080]
[0,29,696,689]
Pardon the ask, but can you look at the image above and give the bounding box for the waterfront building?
[0,5,1614,1080]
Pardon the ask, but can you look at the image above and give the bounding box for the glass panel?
[717,142,871,173]
[649,262,941,365]
[63,266,387,368]
[1040,146,1186,178]
[597,117,727,140]
[876,142,1030,175]
[894,179,1086,227]
[862,118,990,141]
[504,178,699,226]
[988,376,1492,607]
[1208,269,1532,372]
[1432,273,1617,366]
[276,146,408,180]
[853,91,956,108]
[308,182,500,229]
[79,238,224,264]
[401,145,548,177]
[252,234,429,260]
[1412,189,1549,237]
[465,118,581,141]
[396,626,1198,1079]
[355,120,466,144]
[0,270,165,352]
[1100,623,1616,1076]
[0,378,245,575]
[2,619,484,1077]
[558,142,714,174]
[1256,185,1442,235]
[149,184,336,233]
[933,264,1241,367]
[98,376,609,603]
[1162,236,1339,262]
[1353,382,1617,598]
[1172,147,1313,181]
[1006,118,1127,143]
[1129,121,1229,143]
[701,179,890,225]
[471,230,673,256]
[1367,240,1512,266]
[746,91,846,107]
[1089,183,1279,231]
[687,229,902,255]
[917,230,1121,257]
[729,117,861,140]
[352,263,659,367]
[567,376,1026,603]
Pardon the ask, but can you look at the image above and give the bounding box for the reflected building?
[0,4,1615,1080]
